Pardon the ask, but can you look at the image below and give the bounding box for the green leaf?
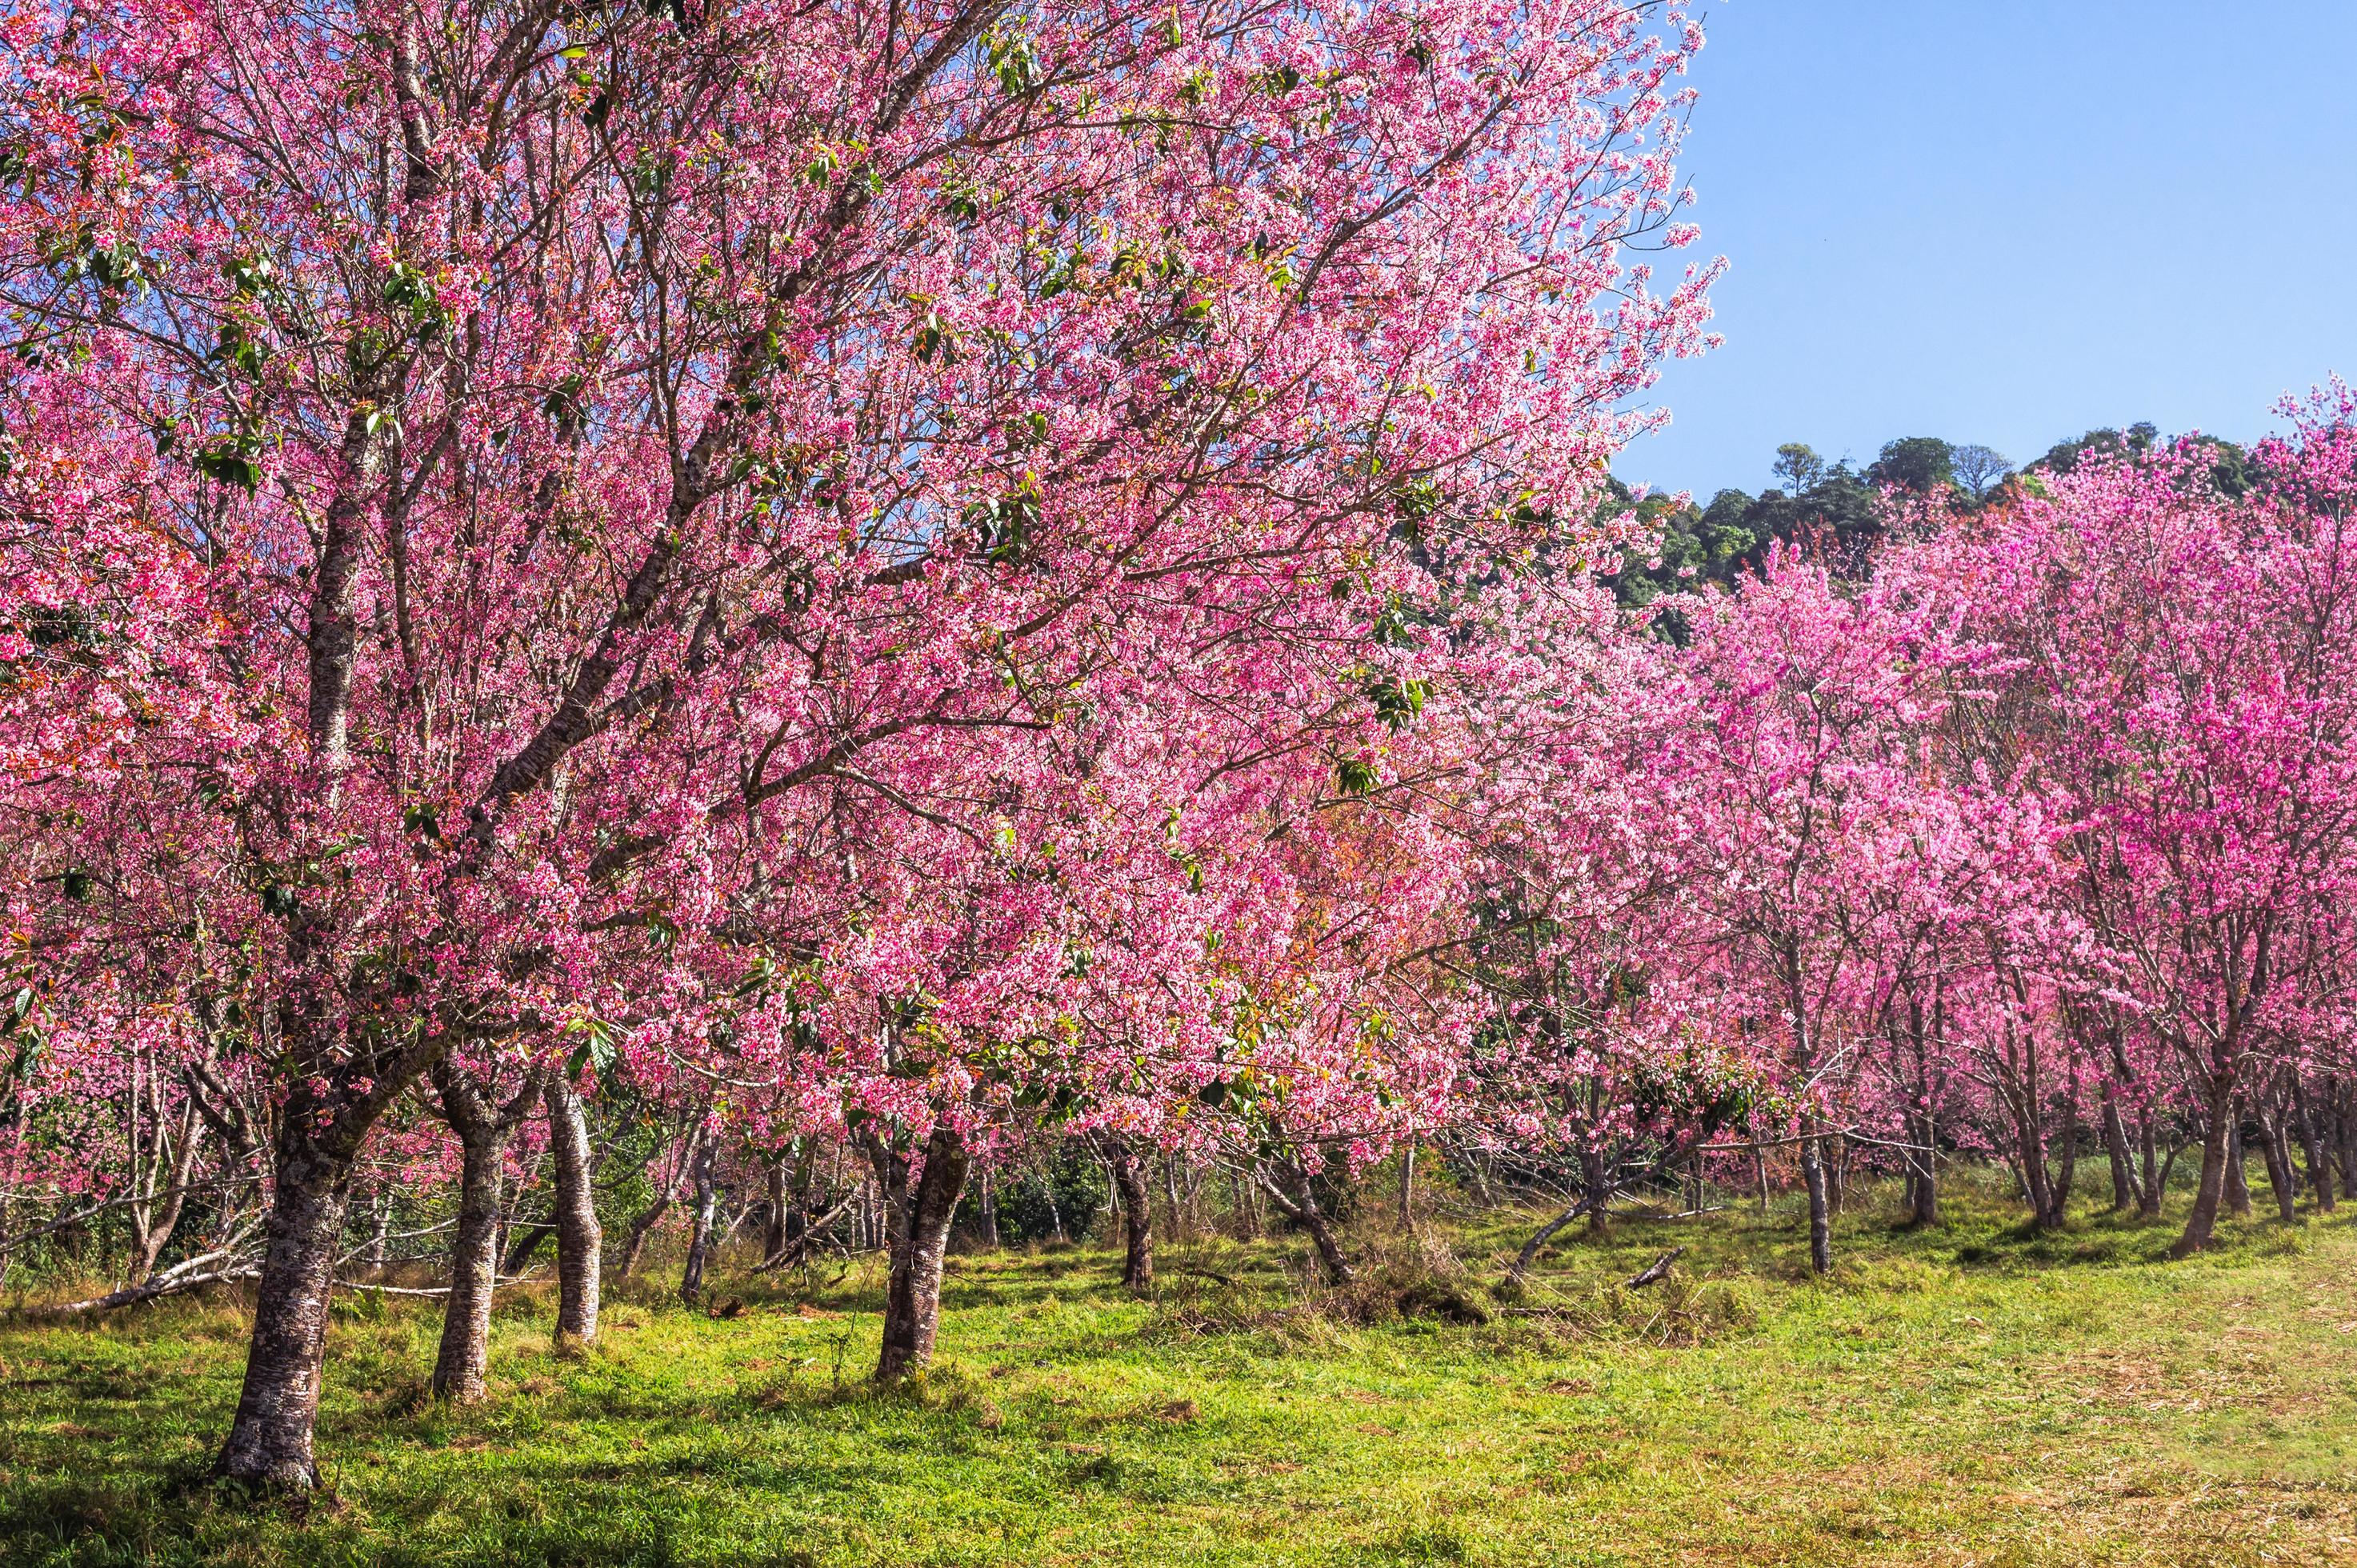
[195,442,262,492]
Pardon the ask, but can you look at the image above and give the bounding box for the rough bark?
[214,1135,354,1489]
[874,1124,972,1382]
[546,1073,602,1343]
[430,1121,504,1402]
[427,1060,534,1403]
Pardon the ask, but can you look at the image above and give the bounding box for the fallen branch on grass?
[334,1269,546,1298]
[5,1247,258,1318]
[1625,1247,1687,1290]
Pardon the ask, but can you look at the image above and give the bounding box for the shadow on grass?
[5,1169,2350,1566]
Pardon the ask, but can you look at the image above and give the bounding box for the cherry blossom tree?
[3,0,1718,1479]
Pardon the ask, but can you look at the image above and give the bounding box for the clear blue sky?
[1621,0,2357,500]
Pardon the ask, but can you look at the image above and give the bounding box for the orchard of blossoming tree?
[6,0,2357,1546]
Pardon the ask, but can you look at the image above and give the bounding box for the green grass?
[4,1174,2355,1566]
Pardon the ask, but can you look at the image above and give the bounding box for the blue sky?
[1620,0,2357,500]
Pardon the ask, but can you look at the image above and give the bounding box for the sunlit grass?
[2,1170,2352,1566]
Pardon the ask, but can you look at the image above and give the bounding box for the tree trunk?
[2010,1087,2057,1229]
[1799,1133,1833,1275]
[763,1159,790,1262]
[365,1188,392,1272]
[126,1101,204,1286]
[2292,1079,2335,1213]
[428,1060,526,1404]
[2171,1075,2239,1257]
[2223,1117,2252,1218]
[1259,1161,1352,1285]
[215,1137,353,1490]
[678,1135,719,1306]
[1161,1152,1183,1240]
[1579,1147,1611,1234]
[2256,1106,2298,1224]
[2334,1078,2357,1198]
[546,1074,602,1344]
[618,1124,699,1279]
[502,1219,554,1274]
[430,1120,506,1402]
[1904,1113,1939,1226]
[1507,1198,1592,1285]
[2138,1110,2165,1218]
[1398,1144,1417,1228]
[1109,1142,1154,1292]
[875,1124,972,1382]
[2047,1066,2082,1226]
[2101,1088,2143,1212]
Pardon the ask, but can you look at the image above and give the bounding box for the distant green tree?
[1772,442,1827,494]
[2035,422,2159,477]
[1867,436,1956,493]
[2030,423,2251,498]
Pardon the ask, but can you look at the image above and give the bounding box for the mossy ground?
[3,1172,2353,1566]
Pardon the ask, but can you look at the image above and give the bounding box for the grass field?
[3,1174,2354,1566]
